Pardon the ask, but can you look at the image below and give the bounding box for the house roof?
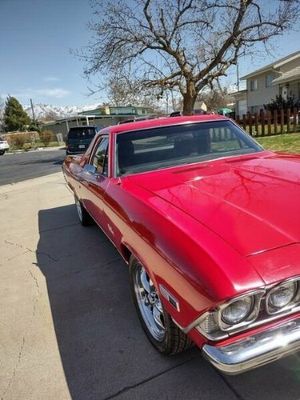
[231,89,247,96]
[241,50,300,80]
[272,66,300,85]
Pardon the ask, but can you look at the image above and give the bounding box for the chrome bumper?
[202,318,300,375]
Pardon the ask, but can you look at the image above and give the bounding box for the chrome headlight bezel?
[196,277,300,342]
[218,290,265,331]
[266,277,300,315]
[220,296,254,326]
[196,290,265,340]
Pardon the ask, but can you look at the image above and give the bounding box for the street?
[1,156,300,399]
[0,149,65,185]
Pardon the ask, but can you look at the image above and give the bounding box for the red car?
[62,115,300,374]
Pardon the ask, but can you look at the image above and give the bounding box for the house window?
[265,74,273,88]
[250,106,259,113]
[250,79,258,91]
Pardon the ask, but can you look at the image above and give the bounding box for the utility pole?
[236,63,240,91]
[30,98,36,123]
[166,91,169,114]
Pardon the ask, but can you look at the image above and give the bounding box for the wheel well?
[120,243,132,263]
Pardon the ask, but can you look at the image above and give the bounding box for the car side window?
[91,136,109,175]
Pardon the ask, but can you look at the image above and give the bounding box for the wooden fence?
[233,108,299,137]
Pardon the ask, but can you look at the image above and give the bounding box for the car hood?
[127,151,300,258]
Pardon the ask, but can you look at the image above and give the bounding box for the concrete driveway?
[1,172,300,400]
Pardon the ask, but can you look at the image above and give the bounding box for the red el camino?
[62,115,300,374]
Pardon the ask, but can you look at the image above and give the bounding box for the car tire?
[129,255,192,355]
[75,196,94,226]
[0,150,5,156]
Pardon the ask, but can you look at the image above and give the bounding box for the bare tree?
[200,86,234,112]
[83,0,300,115]
[107,72,159,109]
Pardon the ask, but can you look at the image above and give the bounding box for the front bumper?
[202,318,300,374]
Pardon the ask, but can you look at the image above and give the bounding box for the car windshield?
[116,120,263,176]
[68,127,96,139]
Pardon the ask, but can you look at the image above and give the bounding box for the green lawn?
[256,133,300,154]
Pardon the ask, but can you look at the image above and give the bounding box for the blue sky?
[0,0,299,107]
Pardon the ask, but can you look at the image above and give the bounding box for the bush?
[28,123,41,132]
[10,133,26,149]
[23,143,32,151]
[39,130,54,146]
[265,95,300,111]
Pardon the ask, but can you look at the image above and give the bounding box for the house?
[232,89,247,117]
[238,50,300,114]
[42,105,156,138]
[80,105,155,117]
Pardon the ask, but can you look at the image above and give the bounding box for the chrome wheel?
[134,264,165,342]
[75,197,83,222]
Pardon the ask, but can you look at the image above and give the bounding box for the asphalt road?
[0,149,65,185]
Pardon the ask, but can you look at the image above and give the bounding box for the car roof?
[69,126,97,130]
[106,114,228,136]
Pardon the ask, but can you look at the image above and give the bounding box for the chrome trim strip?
[202,317,300,375]
[171,317,184,330]
[182,314,206,334]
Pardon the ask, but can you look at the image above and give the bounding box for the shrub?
[10,133,26,149]
[265,95,300,111]
[23,143,32,151]
[39,130,54,146]
[28,123,41,132]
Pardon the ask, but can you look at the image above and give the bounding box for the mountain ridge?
[24,103,101,121]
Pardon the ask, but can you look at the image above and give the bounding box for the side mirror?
[83,164,96,174]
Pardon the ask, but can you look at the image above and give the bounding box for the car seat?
[174,137,195,157]
[118,140,135,169]
[196,129,211,154]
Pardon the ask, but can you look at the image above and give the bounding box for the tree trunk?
[182,81,197,115]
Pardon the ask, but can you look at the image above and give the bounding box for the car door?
[80,135,110,229]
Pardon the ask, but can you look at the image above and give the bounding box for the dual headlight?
[267,280,298,314]
[221,296,254,325]
[198,292,263,340]
[198,279,300,340]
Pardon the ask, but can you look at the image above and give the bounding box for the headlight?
[268,281,297,312]
[221,296,253,325]
[197,291,264,340]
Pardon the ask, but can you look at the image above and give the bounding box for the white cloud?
[35,88,71,98]
[2,87,71,100]
[44,76,60,82]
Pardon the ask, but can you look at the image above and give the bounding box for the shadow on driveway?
[36,205,300,400]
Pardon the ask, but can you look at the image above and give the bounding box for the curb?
[6,146,65,155]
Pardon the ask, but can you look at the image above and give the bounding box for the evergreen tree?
[3,96,31,132]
